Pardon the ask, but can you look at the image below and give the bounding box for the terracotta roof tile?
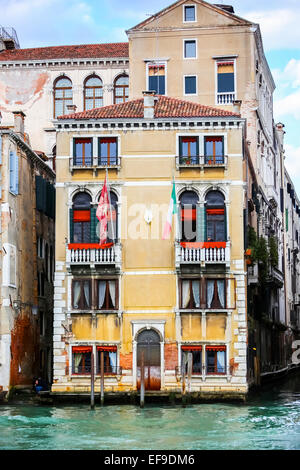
[0,42,129,61]
[57,95,240,120]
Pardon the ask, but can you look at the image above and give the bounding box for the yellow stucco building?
[51,92,248,400]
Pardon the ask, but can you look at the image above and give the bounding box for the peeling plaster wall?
[0,64,129,157]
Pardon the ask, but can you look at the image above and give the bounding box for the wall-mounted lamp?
[12,299,39,315]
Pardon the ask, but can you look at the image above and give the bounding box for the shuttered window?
[9,151,19,195]
[36,176,55,218]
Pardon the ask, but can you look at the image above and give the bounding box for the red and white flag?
[96,174,110,245]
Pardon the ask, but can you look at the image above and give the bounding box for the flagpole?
[173,175,179,242]
[106,168,115,243]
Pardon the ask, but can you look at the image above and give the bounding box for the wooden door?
[137,329,161,391]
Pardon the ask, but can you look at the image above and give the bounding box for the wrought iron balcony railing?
[176,155,227,169]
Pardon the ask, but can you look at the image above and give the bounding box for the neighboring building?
[51,93,248,399]
[0,42,129,170]
[0,111,55,395]
[284,168,300,341]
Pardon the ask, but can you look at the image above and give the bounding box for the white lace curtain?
[217,351,225,372]
[207,280,214,308]
[182,280,200,308]
[217,280,225,308]
[192,281,200,308]
[98,281,106,308]
[74,353,82,373]
[73,281,81,309]
[182,281,190,308]
[98,280,116,308]
[109,352,117,368]
[207,280,225,308]
[83,281,90,307]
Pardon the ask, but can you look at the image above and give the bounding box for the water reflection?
[1,374,300,450]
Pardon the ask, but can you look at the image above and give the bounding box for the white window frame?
[214,58,237,105]
[97,134,121,167]
[145,60,167,96]
[2,243,17,288]
[183,4,197,23]
[176,133,228,157]
[183,74,198,96]
[71,135,95,167]
[183,39,197,60]
[201,132,228,157]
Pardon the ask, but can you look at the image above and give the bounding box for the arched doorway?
[137,329,161,391]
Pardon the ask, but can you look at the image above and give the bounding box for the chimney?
[142,91,157,119]
[13,110,25,138]
[233,100,242,115]
[276,122,285,147]
[67,104,77,113]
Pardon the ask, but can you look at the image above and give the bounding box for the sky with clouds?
[1,0,300,193]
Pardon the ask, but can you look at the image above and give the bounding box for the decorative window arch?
[205,190,226,242]
[84,75,103,110]
[113,74,129,104]
[179,190,199,242]
[53,76,73,118]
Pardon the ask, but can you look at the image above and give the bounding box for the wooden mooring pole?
[181,361,186,407]
[100,350,104,406]
[187,352,192,404]
[140,351,145,408]
[90,351,95,409]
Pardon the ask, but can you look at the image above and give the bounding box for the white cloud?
[274,90,300,120]
[284,144,300,183]
[243,8,300,51]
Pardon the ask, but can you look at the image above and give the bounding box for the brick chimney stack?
[13,110,25,138]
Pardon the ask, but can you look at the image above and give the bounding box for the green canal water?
[1,375,300,450]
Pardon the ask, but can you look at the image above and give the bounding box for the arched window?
[113,74,129,104]
[179,190,199,242]
[72,192,92,243]
[84,75,103,110]
[97,191,118,243]
[53,77,73,118]
[205,190,226,242]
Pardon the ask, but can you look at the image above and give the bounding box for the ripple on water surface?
[1,377,300,450]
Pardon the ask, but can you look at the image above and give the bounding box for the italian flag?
[162,181,177,240]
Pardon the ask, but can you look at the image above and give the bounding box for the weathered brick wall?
[164,343,178,370]
[119,352,132,370]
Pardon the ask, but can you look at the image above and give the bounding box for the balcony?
[217,92,235,105]
[66,243,121,270]
[176,155,227,169]
[267,266,284,287]
[175,241,230,268]
[69,156,121,173]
